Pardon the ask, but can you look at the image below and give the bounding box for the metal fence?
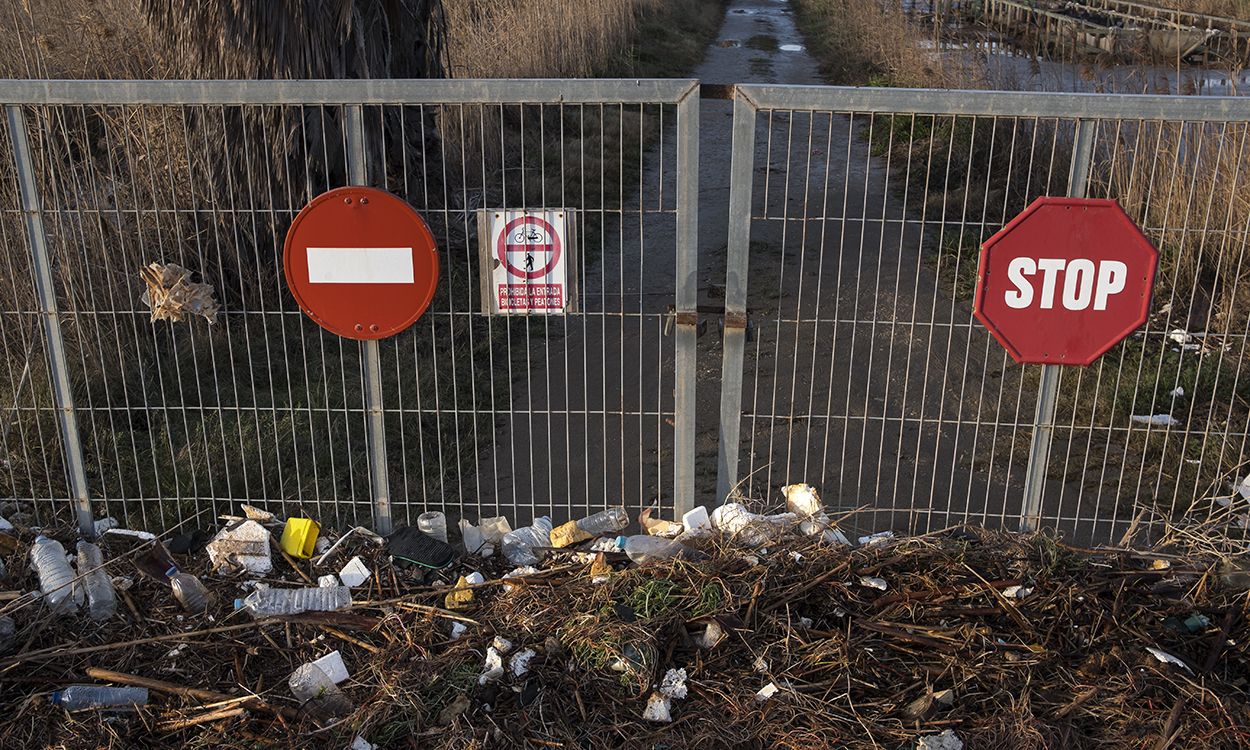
[0,79,700,536]
[2,79,1249,546]
[715,85,1250,544]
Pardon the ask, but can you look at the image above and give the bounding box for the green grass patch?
[625,578,679,619]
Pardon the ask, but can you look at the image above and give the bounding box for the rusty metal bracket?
[723,310,748,330]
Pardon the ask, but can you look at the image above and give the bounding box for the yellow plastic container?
[280,518,320,559]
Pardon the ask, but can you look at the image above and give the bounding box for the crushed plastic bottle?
[166,567,209,613]
[501,517,553,566]
[234,585,351,618]
[75,541,117,621]
[29,536,82,614]
[289,662,353,720]
[479,516,512,544]
[51,685,149,711]
[710,503,796,547]
[616,535,697,564]
[577,508,628,535]
[417,511,448,543]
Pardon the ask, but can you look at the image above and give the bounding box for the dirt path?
[688,0,1040,536]
[481,0,1043,534]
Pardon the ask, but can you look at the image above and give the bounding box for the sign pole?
[345,104,394,536]
[1019,119,1097,532]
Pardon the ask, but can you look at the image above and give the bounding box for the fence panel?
[718,85,1250,545]
[0,80,699,534]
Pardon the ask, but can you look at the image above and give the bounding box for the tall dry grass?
[444,0,662,78]
[791,0,982,88]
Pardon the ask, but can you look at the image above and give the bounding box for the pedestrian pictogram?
[284,186,439,340]
[973,197,1158,366]
[479,209,576,315]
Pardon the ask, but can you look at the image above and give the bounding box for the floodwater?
[918,17,1250,96]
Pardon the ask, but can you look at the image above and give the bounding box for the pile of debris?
[0,486,1247,749]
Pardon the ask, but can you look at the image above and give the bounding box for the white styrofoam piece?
[311,650,349,684]
[338,556,371,588]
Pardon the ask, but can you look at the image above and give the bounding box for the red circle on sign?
[496,215,561,280]
[283,186,439,340]
[973,197,1157,366]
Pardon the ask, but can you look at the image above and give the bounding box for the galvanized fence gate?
[716,84,1250,545]
[0,79,699,536]
[1,79,1248,546]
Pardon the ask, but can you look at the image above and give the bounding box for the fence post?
[5,105,94,537]
[673,85,700,518]
[344,104,393,535]
[1019,118,1096,532]
[715,91,758,503]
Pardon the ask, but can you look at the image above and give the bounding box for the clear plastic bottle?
[51,685,148,711]
[501,516,553,566]
[576,508,629,535]
[29,536,82,614]
[417,511,448,543]
[288,663,353,720]
[616,535,695,564]
[76,541,116,622]
[166,567,209,614]
[234,585,351,618]
[459,519,494,557]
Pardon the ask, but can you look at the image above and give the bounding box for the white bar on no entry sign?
[306,247,414,284]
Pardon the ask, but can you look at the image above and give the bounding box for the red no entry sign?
[284,186,439,340]
[973,197,1158,366]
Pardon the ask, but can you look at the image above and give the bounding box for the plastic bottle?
[234,585,351,618]
[576,508,629,535]
[479,516,512,544]
[29,536,82,614]
[76,541,117,621]
[710,503,796,547]
[459,519,493,557]
[501,516,553,566]
[288,663,353,720]
[51,685,149,711]
[616,535,695,564]
[417,511,448,543]
[166,567,209,614]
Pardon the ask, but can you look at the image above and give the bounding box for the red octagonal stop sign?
[284,186,439,340]
[974,197,1158,366]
